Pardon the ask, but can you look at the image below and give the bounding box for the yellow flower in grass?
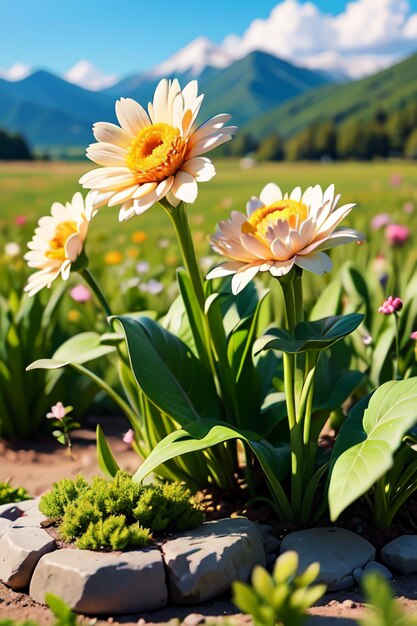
[132,230,147,244]
[24,193,93,297]
[207,183,365,294]
[104,251,123,265]
[79,79,236,221]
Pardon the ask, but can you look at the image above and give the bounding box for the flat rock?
[363,560,393,580]
[162,518,266,604]
[382,535,417,574]
[30,547,167,614]
[280,527,375,591]
[0,525,56,589]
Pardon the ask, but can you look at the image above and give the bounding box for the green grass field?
[1,159,416,286]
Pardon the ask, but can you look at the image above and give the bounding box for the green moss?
[40,471,203,551]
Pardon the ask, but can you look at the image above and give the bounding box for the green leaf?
[96,425,120,478]
[132,419,292,520]
[27,332,115,370]
[255,313,364,355]
[329,378,417,521]
[45,592,76,625]
[113,315,223,426]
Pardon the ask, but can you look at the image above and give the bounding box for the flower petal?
[260,183,283,206]
[295,251,333,274]
[171,171,198,203]
[115,98,151,135]
[231,265,260,294]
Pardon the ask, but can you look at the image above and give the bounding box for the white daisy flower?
[79,78,236,221]
[207,183,365,294]
[24,192,92,296]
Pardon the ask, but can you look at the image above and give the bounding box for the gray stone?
[280,527,375,591]
[0,498,40,522]
[381,535,417,574]
[352,567,363,584]
[363,560,393,580]
[30,547,167,614]
[162,518,266,604]
[0,525,56,588]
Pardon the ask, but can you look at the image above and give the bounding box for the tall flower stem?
[80,269,113,319]
[394,312,401,380]
[280,278,303,517]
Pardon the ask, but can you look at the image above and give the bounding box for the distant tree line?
[0,129,33,160]
[218,102,417,161]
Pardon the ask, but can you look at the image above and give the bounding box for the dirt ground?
[1,417,417,625]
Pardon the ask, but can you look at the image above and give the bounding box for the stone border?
[0,500,266,614]
[2,500,411,616]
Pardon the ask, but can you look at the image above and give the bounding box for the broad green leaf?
[132,419,292,520]
[255,313,364,355]
[329,378,417,520]
[27,332,115,370]
[113,316,223,425]
[309,278,342,320]
[96,425,120,478]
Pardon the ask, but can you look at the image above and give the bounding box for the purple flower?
[385,224,410,246]
[47,402,66,421]
[123,429,134,444]
[378,296,403,315]
[371,213,391,230]
[70,284,91,303]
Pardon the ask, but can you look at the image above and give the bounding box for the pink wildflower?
[371,213,391,230]
[378,296,403,315]
[390,174,402,187]
[403,202,414,214]
[47,402,66,421]
[123,429,134,444]
[385,224,410,246]
[410,331,417,341]
[15,215,27,226]
[70,284,91,303]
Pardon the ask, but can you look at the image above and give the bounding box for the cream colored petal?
[156,176,174,200]
[133,191,158,214]
[171,171,198,203]
[107,184,140,207]
[231,265,260,295]
[166,190,181,207]
[269,259,295,277]
[132,182,158,199]
[60,260,72,280]
[86,142,127,167]
[266,220,290,244]
[181,157,216,182]
[260,183,283,206]
[187,134,233,159]
[246,197,263,216]
[302,184,323,210]
[217,211,247,240]
[65,233,82,262]
[79,166,132,186]
[206,261,243,280]
[240,234,272,260]
[85,173,138,191]
[93,122,133,148]
[182,80,199,109]
[183,94,204,135]
[118,201,135,222]
[190,114,232,144]
[270,238,292,261]
[150,79,169,124]
[290,186,302,201]
[316,203,356,239]
[115,98,151,135]
[323,184,335,209]
[87,189,114,211]
[309,228,365,252]
[295,251,332,274]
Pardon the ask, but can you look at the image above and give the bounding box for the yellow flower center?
[243,200,308,239]
[46,221,77,261]
[126,123,187,183]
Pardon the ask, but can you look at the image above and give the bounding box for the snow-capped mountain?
[64,60,118,91]
[149,37,233,78]
[0,62,32,81]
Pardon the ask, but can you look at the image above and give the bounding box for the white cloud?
[0,62,32,81]
[151,37,233,77]
[220,0,417,78]
[64,60,118,91]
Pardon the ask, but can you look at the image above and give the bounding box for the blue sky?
[1,0,417,81]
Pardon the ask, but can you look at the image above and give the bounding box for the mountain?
[0,51,330,148]
[65,61,118,91]
[106,51,330,128]
[199,51,329,127]
[245,51,417,139]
